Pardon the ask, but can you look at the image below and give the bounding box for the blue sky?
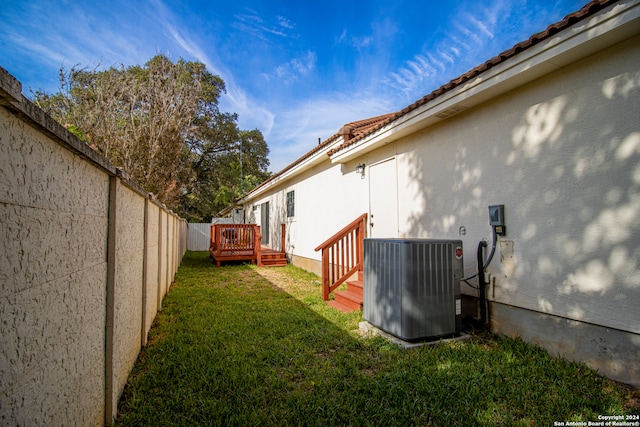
[0,0,587,172]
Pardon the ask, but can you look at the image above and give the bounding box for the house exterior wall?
[394,34,639,335]
[240,29,639,384]
[389,34,640,384]
[245,157,371,275]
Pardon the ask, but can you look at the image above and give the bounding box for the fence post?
[141,198,149,347]
[104,175,118,426]
[157,208,163,311]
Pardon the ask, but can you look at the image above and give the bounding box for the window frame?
[286,190,295,218]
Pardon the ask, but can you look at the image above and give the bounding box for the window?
[286,190,295,218]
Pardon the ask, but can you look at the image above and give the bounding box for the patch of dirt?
[618,382,640,411]
[253,267,321,299]
[253,267,298,290]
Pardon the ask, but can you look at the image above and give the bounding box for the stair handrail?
[314,213,367,301]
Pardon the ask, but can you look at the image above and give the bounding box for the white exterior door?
[368,158,398,238]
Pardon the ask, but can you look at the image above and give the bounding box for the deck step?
[259,249,287,267]
[346,279,363,297]
[326,272,364,312]
[261,259,287,267]
[327,299,359,313]
[333,289,363,311]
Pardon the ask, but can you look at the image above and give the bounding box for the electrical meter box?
[488,204,506,235]
[488,204,505,226]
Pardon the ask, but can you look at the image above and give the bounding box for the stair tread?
[335,288,363,300]
[261,261,287,266]
[346,283,363,297]
[258,250,287,267]
[347,280,363,290]
[327,299,360,313]
[333,289,363,311]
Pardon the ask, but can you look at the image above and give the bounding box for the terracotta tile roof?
[243,113,395,196]
[326,0,619,157]
[338,113,398,141]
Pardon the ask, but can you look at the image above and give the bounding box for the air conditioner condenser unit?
[364,238,463,341]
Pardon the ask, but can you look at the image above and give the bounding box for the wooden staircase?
[259,247,288,267]
[315,213,367,313]
[327,270,363,312]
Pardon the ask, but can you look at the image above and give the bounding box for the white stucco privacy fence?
[0,67,187,426]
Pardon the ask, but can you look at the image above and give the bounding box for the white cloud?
[351,35,374,49]
[467,14,495,39]
[277,16,295,30]
[384,2,509,99]
[232,10,294,40]
[437,49,455,65]
[266,51,317,84]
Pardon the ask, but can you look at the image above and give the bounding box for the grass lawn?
[116,251,638,426]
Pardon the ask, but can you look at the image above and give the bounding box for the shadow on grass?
[116,252,632,426]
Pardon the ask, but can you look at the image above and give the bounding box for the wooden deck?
[209,224,287,267]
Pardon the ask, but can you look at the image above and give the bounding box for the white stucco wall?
[0,105,109,426]
[144,201,160,343]
[393,34,640,335]
[245,156,371,265]
[159,210,169,300]
[110,182,146,417]
[1,68,188,425]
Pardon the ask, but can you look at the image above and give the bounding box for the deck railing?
[209,224,261,266]
[210,223,257,252]
[209,223,285,267]
[314,213,367,301]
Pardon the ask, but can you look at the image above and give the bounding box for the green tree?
[181,126,271,222]
[33,55,270,218]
